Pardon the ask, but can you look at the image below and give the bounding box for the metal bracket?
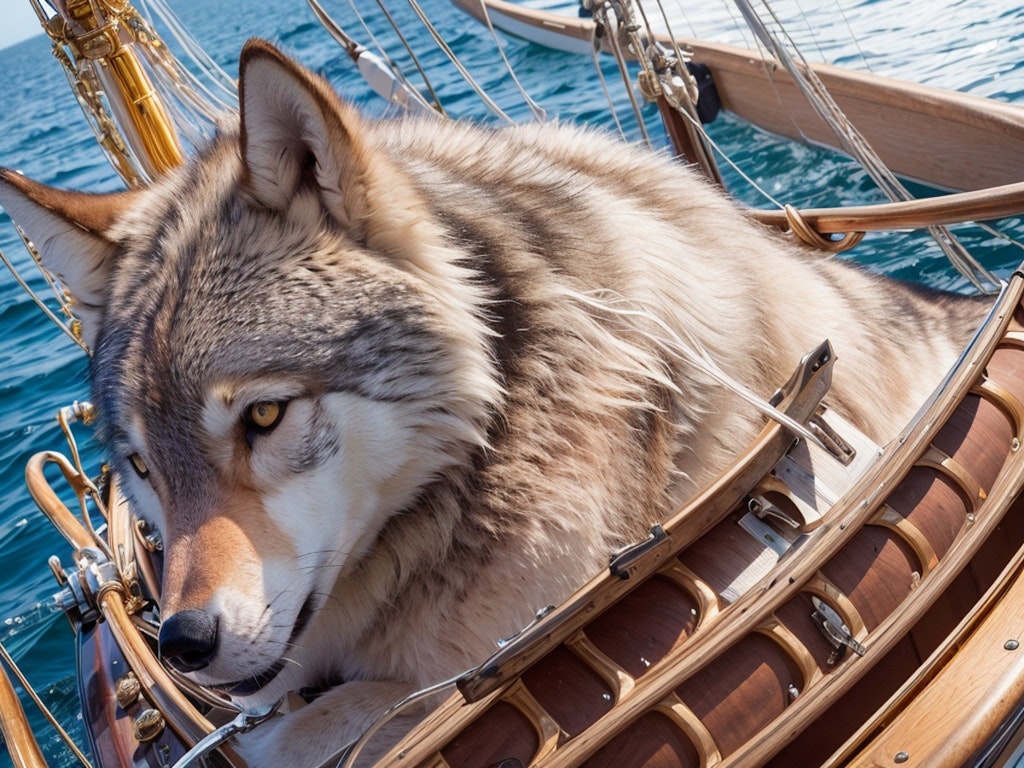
[609,523,669,580]
[53,546,121,626]
[811,596,867,664]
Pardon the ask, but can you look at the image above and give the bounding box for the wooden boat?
[449,0,1024,193]
[4,1,1024,767]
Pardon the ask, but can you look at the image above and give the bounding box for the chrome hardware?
[737,511,791,558]
[497,605,556,650]
[54,546,120,626]
[609,523,669,579]
[47,555,67,585]
[809,408,856,466]
[170,703,279,768]
[135,517,163,552]
[57,400,96,426]
[748,494,800,529]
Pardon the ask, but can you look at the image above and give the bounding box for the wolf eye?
[127,452,150,479]
[244,401,287,446]
[248,402,283,429]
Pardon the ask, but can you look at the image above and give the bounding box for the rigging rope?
[731,0,1000,292]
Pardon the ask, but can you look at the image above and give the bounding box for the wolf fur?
[0,39,987,766]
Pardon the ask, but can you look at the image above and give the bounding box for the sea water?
[0,0,1021,764]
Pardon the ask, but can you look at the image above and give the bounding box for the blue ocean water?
[0,0,1021,764]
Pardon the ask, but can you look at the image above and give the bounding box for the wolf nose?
[159,609,219,672]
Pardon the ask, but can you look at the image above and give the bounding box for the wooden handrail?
[0,656,47,768]
[748,180,1024,235]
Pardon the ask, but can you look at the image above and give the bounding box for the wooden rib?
[659,560,721,626]
[917,445,986,510]
[566,630,636,704]
[756,619,822,690]
[652,693,723,768]
[973,376,1024,441]
[803,573,868,642]
[1000,330,1024,350]
[870,504,939,575]
[501,679,563,762]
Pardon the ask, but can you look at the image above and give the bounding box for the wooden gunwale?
[388,271,1024,767]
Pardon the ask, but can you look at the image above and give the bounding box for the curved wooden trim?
[843,553,1024,766]
[502,679,563,761]
[566,630,636,705]
[652,694,722,768]
[870,505,940,576]
[804,573,867,642]
[659,560,721,626]
[917,445,987,511]
[973,377,1024,444]
[748,183,1024,236]
[756,619,821,690]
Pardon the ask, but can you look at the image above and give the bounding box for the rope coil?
[784,204,865,252]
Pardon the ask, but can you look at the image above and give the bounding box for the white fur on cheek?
[262,392,448,590]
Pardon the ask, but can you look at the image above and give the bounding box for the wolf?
[0,38,987,766]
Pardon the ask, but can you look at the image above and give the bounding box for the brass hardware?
[133,708,165,742]
[115,672,142,709]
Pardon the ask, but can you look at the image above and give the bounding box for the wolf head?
[0,40,500,704]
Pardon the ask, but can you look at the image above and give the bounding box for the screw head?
[894,751,909,763]
[1006,639,1020,651]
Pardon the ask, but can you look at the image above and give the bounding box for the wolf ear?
[0,170,130,348]
[238,39,419,244]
